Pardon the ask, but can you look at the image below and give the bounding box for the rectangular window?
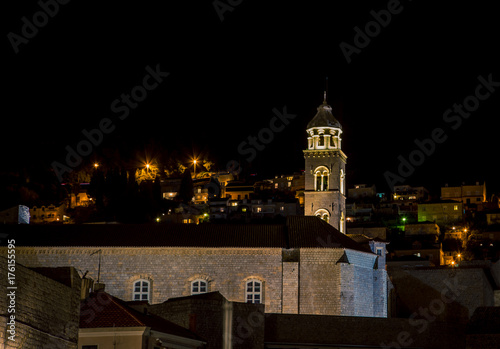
[376,248,383,256]
[133,280,150,301]
[191,280,207,295]
[454,205,458,211]
[82,346,98,349]
[246,280,262,304]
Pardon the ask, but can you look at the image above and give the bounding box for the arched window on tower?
[318,134,324,147]
[315,209,330,223]
[330,131,336,148]
[314,166,329,192]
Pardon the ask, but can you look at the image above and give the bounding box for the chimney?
[80,278,95,300]
[94,282,105,292]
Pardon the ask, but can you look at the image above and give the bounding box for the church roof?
[7,216,371,253]
[306,101,342,129]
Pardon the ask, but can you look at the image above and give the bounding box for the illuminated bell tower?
[303,93,347,233]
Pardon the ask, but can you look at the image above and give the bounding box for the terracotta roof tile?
[9,216,371,253]
[80,291,204,342]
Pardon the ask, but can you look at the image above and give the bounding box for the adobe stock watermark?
[213,0,243,22]
[380,274,467,349]
[51,64,169,182]
[339,0,410,64]
[232,308,266,346]
[384,73,499,191]
[80,291,112,324]
[7,0,71,54]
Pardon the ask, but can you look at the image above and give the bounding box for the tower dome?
[306,100,342,129]
[305,95,343,151]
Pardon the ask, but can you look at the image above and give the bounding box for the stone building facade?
[0,257,81,349]
[304,95,347,233]
[2,216,388,318]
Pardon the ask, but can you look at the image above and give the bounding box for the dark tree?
[177,169,194,204]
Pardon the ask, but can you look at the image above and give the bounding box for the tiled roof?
[159,290,227,304]
[347,234,388,244]
[7,216,371,253]
[306,101,342,129]
[80,291,205,342]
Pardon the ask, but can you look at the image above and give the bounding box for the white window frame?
[191,279,208,295]
[245,280,262,304]
[133,279,150,301]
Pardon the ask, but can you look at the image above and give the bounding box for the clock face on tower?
[303,96,347,233]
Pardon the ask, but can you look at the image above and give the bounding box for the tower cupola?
[306,93,343,150]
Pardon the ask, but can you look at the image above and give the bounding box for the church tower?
[304,93,347,233]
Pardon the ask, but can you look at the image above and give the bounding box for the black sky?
[3,1,500,195]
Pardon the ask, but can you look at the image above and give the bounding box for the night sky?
[3,1,500,196]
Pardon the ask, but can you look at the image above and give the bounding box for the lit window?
[454,205,458,211]
[314,209,330,223]
[275,183,278,189]
[191,280,207,295]
[314,166,329,192]
[246,280,262,304]
[133,280,150,301]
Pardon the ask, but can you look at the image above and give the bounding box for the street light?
[193,159,197,179]
[94,163,99,169]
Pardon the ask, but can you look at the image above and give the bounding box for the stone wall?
[339,249,387,317]
[5,245,388,319]
[148,293,265,349]
[11,247,283,312]
[0,257,80,349]
[265,313,467,349]
[299,248,343,315]
[389,267,495,322]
